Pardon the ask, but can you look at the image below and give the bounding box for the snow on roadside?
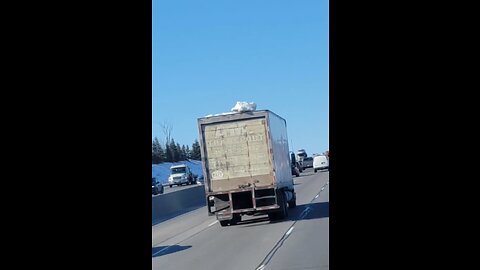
[152,160,203,185]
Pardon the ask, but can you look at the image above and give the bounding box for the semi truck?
[296,149,307,171]
[197,110,297,227]
[168,164,196,187]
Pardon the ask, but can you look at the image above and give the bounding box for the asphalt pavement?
[152,168,329,270]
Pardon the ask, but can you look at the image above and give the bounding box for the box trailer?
[197,110,296,226]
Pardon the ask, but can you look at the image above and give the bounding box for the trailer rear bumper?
[215,205,280,221]
[207,186,281,218]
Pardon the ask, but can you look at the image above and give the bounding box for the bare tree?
[160,121,173,144]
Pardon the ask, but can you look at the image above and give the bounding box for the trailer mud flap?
[208,194,230,215]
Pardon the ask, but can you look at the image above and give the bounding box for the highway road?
[152,168,329,270]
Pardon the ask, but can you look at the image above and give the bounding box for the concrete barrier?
[152,185,207,224]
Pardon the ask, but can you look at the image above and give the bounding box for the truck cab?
[296,149,307,172]
[168,164,195,187]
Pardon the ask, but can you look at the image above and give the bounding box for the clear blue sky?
[153,0,328,156]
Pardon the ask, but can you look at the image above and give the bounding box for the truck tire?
[230,214,241,225]
[281,191,289,218]
[269,190,288,221]
[288,195,297,208]
[289,200,296,208]
[169,185,172,188]
[314,169,317,173]
[219,220,229,227]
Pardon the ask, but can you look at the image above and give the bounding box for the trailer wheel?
[282,191,289,218]
[268,212,277,220]
[269,190,288,220]
[288,196,297,208]
[230,214,241,225]
[219,220,229,227]
[289,200,296,208]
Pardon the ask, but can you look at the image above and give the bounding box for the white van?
[313,155,329,172]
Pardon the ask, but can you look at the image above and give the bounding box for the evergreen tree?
[158,143,165,162]
[170,139,179,162]
[152,140,157,164]
[181,145,187,161]
[165,141,172,162]
[176,143,183,161]
[191,139,201,160]
[185,145,191,159]
[152,137,162,164]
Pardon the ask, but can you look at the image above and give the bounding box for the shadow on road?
[152,205,206,226]
[294,201,329,220]
[238,202,329,228]
[152,245,192,257]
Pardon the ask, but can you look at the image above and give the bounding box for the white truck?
[197,110,297,226]
[168,164,196,187]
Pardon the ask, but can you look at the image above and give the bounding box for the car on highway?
[152,177,164,195]
[302,157,314,169]
[313,155,329,172]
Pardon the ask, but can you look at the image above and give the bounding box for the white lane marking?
[256,264,265,270]
[286,226,294,236]
[208,221,218,227]
[152,245,171,256]
[300,206,310,216]
[321,187,325,191]
[300,207,312,219]
[315,194,319,199]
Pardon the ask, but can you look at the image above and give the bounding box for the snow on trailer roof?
[204,112,238,118]
[203,101,257,117]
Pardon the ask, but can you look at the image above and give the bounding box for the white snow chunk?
[231,101,257,112]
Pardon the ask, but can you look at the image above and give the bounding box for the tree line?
[152,137,201,164]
